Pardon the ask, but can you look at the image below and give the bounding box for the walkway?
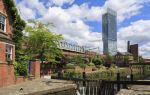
[117,85,150,95]
[117,77,150,95]
[0,78,76,95]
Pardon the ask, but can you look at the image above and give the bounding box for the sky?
[16,0,150,58]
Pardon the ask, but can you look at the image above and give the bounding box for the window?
[6,45,12,61]
[0,14,5,32]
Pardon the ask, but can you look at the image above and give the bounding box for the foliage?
[105,54,114,63]
[110,64,117,68]
[88,62,95,66]
[78,63,87,69]
[64,63,75,69]
[24,21,63,64]
[63,72,82,78]
[124,56,129,64]
[69,55,84,64]
[96,65,104,69]
[139,56,145,63]
[92,57,104,66]
[14,60,28,76]
[4,0,26,62]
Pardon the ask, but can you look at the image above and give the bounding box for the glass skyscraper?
[102,8,117,55]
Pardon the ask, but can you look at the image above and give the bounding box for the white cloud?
[50,0,75,6]
[39,4,103,51]
[18,5,36,19]
[118,20,150,58]
[17,0,47,19]
[104,0,150,22]
[67,3,104,21]
[16,0,150,57]
[40,6,102,47]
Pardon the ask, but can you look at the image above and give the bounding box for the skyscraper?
[102,8,117,55]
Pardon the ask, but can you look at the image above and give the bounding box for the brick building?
[115,52,134,66]
[0,0,16,87]
[127,41,139,61]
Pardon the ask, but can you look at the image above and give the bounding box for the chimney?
[127,41,130,52]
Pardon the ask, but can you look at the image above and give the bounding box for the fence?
[52,72,150,95]
[54,64,150,81]
[51,63,150,95]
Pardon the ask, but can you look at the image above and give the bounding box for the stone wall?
[48,89,76,95]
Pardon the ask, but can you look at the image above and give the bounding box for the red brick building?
[127,41,139,60]
[0,0,16,87]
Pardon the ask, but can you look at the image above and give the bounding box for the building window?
[0,14,5,32]
[6,44,12,61]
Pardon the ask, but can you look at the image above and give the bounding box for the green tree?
[124,56,129,65]
[69,55,84,64]
[92,57,104,66]
[139,56,145,64]
[4,0,26,62]
[105,54,114,64]
[24,21,63,64]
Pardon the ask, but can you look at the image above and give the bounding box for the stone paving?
[117,85,150,95]
[117,77,150,95]
[0,78,76,95]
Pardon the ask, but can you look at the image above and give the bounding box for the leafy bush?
[96,65,103,69]
[14,61,28,76]
[92,58,104,66]
[64,72,82,78]
[110,64,117,68]
[69,55,84,64]
[78,63,86,69]
[64,63,75,69]
[88,62,95,66]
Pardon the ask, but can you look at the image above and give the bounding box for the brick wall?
[0,0,13,36]
[30,60,41,78]
[0,0,16,87]
[0,42,5,62]
[0,63,15,87]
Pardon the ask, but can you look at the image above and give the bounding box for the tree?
[105,54,114,63]
[124,56,129,65]
[69,55,84,64]
[92,57,104,66]
[4,0,26,62]
[24,21,63,64]
[139,56,145,64]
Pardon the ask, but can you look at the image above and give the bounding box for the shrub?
[78,63,86,69]
[88,62,95,66]
[14,61,28,76]
[69,55,84,65]
[64,72,82,78]
[65,63,75,69]
[92,58,104,66]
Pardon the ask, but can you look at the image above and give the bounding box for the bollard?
[130,74,133,81]
[117,73,120,91]
[82,72,86,87]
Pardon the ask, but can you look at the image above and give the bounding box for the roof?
[144,59,150,63]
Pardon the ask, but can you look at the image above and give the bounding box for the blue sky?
[16,0,150,58]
